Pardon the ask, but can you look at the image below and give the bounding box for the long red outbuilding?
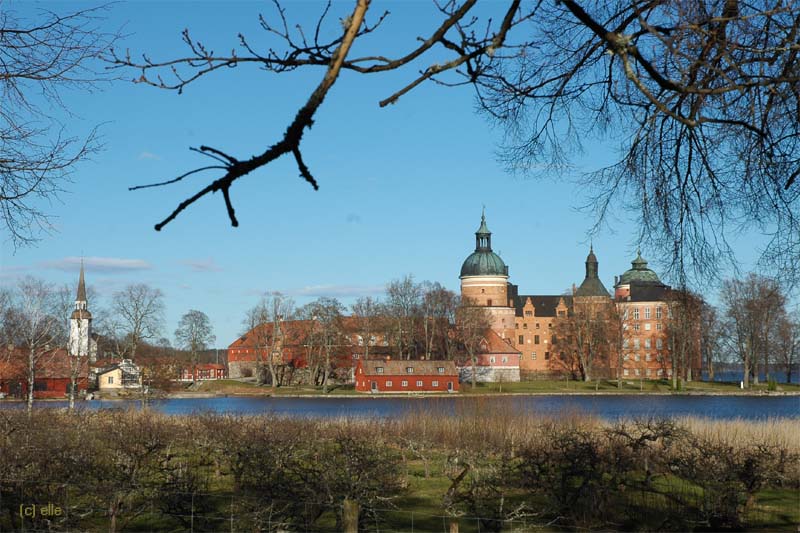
[354,359,459,393]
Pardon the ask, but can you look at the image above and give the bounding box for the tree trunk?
[322,346,331,393]
[342,498,359,533]
[470,354,477,389]
[27,346,35,413]
[743,349,750,388]
[449,518,460,533]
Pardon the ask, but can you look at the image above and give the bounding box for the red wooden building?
[180,363,227,381]
[0,347,89,399]
[354,359,459,393]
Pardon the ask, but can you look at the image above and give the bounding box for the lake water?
[2,395,797,420]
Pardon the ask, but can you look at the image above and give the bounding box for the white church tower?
[68,261,92,360]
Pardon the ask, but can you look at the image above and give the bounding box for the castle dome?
[460,251,508,277]
[460,210,508,278]
[618,251,662,285]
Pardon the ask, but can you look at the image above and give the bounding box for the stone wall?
[458,366,520,383]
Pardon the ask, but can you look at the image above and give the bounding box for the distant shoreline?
[3,389,799,402]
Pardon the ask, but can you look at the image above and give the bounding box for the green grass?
[191,378,800,397]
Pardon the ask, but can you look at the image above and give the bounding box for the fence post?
[448,517,459,533]
[343,498,359,533]
[190,491,195,532]
[229,494,234,533]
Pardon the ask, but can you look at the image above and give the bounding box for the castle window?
[481,289,485,293]
[633,323,640,331]
[656,307,663,319]
[644,339,651,349]
[534,335,540,344]
[525,310,533,317]
[544,351,550,360]
[557,310,566,317]
[523,323,527,329]
[536,323,540,329]
[656,323,662,331]
[490,356,496,363]
[401,380,408,387]
[633,308,640,320]
[551,335,557,345]
[656,339,663,349]
[386,380,393,387]
[487,299,492,306]
[518,335,524,344]
[645,307,651,319]
[438,367,445,374]
[376,367,384,374]
[634,339,640,349]
[532,352,536,360]
[502,356,508,363]
[645,323,651,331]
[406,367,414,374]
[416,380,423,387]
[432,380,439,387]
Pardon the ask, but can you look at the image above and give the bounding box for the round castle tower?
[459,210,515,332]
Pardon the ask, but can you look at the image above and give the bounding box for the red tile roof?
[360,359,458,376]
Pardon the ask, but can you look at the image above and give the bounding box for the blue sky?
[0,1,773,346]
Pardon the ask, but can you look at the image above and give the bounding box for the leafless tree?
[665,289,703,388]
[1,4,117,247]
[351,296,381,360]
[385,275,422,359]
[304,297,346,393]
[556,298,612,381]
[720,274,787,387]
[775,310,799,383]
[420,282,458,359]
[110,283,165,361]
[608,303,635,388]
[456,298,491,389]
[700,302,722,381]
[113,1,799,286]
[243,292,294,386]
[7,277,60,411]
[174,309,215,385]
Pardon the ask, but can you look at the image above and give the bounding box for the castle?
[459,211,699,379]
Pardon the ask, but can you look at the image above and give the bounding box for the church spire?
[76,259,87,303]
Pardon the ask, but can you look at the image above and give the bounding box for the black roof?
[624,284,669,302]
[512,294,573,318]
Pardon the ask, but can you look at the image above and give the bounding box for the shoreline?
[3,389,799,402]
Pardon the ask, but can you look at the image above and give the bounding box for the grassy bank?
[0,408,797,531]
[191,378,800,397]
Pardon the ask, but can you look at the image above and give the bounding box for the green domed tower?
[460,211,508,278]
[614,250,668,299]
[459,211,515,334]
